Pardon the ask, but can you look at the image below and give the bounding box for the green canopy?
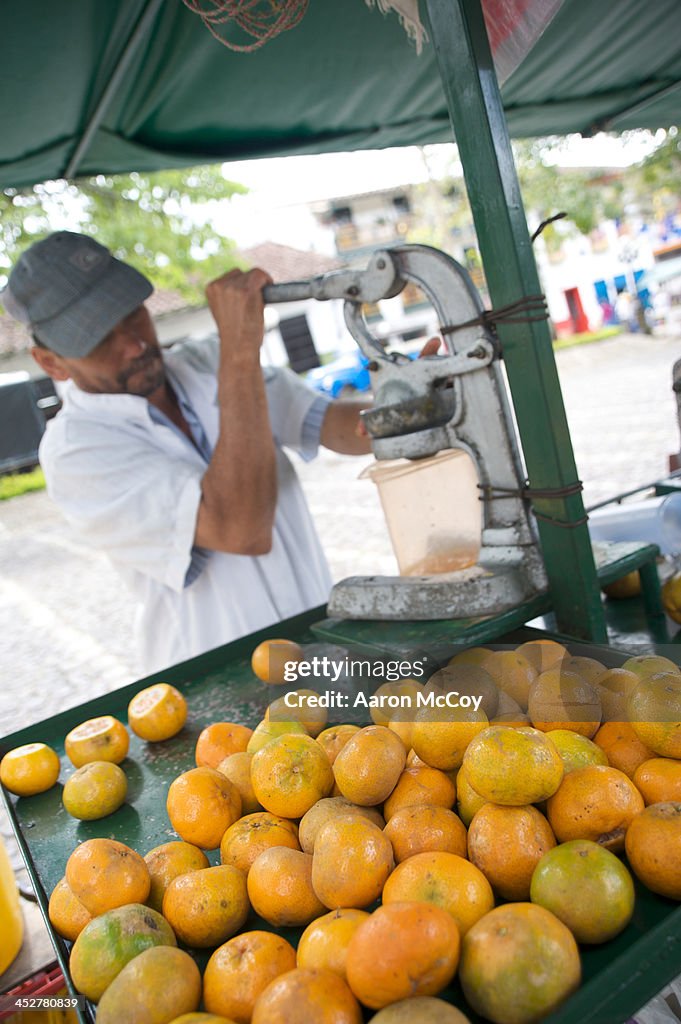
[1,0,680,189]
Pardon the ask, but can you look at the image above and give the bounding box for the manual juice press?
[263,244,548,620]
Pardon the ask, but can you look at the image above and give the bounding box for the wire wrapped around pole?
[440,294,550,338]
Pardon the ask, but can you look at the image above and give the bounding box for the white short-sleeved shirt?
[39,337,333,674]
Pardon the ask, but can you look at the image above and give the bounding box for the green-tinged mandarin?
[246,719,308,754]
[62,760,127,820]
[621,655,680,680]
[530,840,635,943]
[95,946,201,1024]
[545,730,608,774]
[69,903,176,1002]
[627,674,681,759]
[460,903,581,1024]
[371,997,473,1022]
[166,1015,236,1024]
[462,726,563,805]
[168,1016,236,1024]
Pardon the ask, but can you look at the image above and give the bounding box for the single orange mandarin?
[247,847,326,928]
[382,851,494,937]
[203,930,297,1023]
[65,715,129,767]
[48,878,92,942]
[167,767,242,850]
[312,816,394,909]
[128,683,187,742]
[195,722,253,769]
[216,751,262,815]
[163,865,249,948]
[459,903,580,1023]
[462,725,564,805]
[467,803,556,901]
[593,720,655,778]
[546,764,644,851]
[346,902,460,1010]
[634,758,681,804]
[384,804,468,863]
[514,639,567,674]
[62,760,127,820]
[252,967,362,1024]
[250,733,333,818]
[297,909,371,980]
[143,841,210,913]
[251,639,304,684]
[1,743,60,797]
[625,801,681,899]
[220,811,300,874]
[332,725,406,806]
[65,838,150,916]
[383,764,456,820]
[315,725,360,765]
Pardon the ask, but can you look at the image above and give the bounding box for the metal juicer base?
[327,560,547,621]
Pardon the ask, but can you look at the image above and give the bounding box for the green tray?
[2,611,680,1024]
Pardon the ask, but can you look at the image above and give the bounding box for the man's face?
[34,305,165,397]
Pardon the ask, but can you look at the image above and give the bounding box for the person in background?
[670,357,681,473]
[614,288,638,333]
[652,288,672,331]
[599,298,615,327]
[1,231,378,674]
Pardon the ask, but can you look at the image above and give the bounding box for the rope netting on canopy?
[179,0,425,53]
[180,0,563,83]
[180,0,309,52]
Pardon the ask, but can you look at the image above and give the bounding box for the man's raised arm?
[195,269,277,555]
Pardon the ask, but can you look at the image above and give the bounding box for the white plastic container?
[361,448,482,576]
[588,493,681,556]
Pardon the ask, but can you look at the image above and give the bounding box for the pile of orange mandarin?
[1,637,680,1024]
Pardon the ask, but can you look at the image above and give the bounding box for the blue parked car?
[305,348,420,398]
[305,350,371,398]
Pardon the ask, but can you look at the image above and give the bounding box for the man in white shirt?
[2,231,372,674]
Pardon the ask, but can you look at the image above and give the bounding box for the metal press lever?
[261,245,493,421]
[261,250,401,305]
[263,250,404,362]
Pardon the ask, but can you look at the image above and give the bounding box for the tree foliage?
[407,130,680,259]
[512,137,627,245]
[513,130,681,245]
[629,126,681,221]
[1,165,248,304]
[407,175,473,254]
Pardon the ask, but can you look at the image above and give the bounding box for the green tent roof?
[2,0,680,189]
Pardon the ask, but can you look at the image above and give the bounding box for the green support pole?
[424,0,607,641]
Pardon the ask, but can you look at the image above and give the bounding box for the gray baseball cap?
[1,231,153,358]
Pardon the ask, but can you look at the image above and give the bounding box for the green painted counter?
[1,610,680,1023]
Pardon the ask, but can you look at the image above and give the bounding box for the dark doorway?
[278,315,321,373]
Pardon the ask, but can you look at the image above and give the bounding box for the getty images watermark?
[279,654,485,712]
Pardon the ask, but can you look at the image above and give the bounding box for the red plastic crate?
[0,963,66,1022]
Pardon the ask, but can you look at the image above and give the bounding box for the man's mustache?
[117,347,160,386]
